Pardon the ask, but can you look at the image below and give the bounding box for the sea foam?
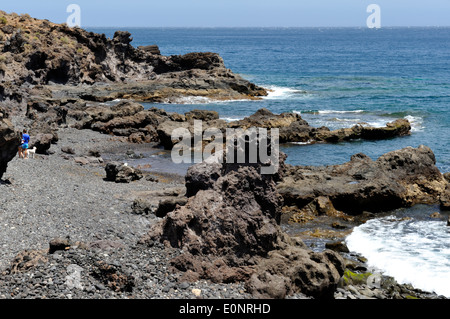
[404,115,425,132]
[346,215,450,297]
[263,86,307,100]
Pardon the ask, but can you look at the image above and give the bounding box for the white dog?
[25,147,37,159]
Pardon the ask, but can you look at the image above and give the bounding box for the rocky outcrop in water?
[278,145,447,215]
[228,108,411,144]
[153,107,411,149]
[68,104,411,150]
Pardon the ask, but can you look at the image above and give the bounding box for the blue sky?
[1,1,450,27]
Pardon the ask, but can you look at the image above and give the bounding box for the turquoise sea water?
[88,27,450,296]
[89,27,450,172]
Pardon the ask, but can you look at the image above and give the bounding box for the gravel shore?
[0,126,254,299]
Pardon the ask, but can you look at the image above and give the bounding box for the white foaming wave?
[365,120,389,128]
[318,109,365,114]
[294,109,364,115]
[102,98,123,106]
[349,114,424,130]
[163,96,214,105]
[294,109,425,132]
[346,217,450,297]
[221,117,244,122]
[264,86,307,100]
[404,115,425,132]
[290,140,314,145]
[162,96,257,105]
[330,117,361,123]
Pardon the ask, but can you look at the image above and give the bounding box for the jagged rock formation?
[0,11,267,112]
[63,103,411,149]
[228,108,412,144]
[0,12,411,149]
[278,145,447,215]
[0,106,20,179]
[105,161,143,183]
[139,156,345,299]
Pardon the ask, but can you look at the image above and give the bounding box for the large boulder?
[131,187,187,218]
[185,109,219,122]
[228,108,305,131]
[185,161,222,197]
[360,119,411,140]
[139,155,345,299]
[156,120,191,150]
[246,245,345,299]
[0,107,20,179]
[105,161,143,183]
[32,133,55,154]
[138,45,161,55]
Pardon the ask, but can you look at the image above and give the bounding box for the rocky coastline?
[0,12,449,301]
[0,11,267,112]
[0,125,447,300]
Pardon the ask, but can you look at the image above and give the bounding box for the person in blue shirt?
[18,129,30,159]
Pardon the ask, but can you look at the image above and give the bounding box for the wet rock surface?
[228,108,411,144]
[333,260,446,299]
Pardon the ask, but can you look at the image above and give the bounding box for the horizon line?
[83,25,450,29]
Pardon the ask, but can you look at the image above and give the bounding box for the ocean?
[88,27,450,297]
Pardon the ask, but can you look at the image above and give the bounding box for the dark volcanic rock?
[278,145,447,214]
[140,164,284,263]
[440,184,450,210]
[49,237,71,254]
[105,161,143,183]
[185,109,219,122]
[131,187,187,218]
[228,108,411,144]
[0,12,268,115]
[0,107,20,179]
[139,155,345,299]
[70,101,163,144]
[32,132,55,154]
[138,45,161,55]
[185,161,222,197]
[152,107,411,151]
[228,108,305,131]
[246,246,345,299]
